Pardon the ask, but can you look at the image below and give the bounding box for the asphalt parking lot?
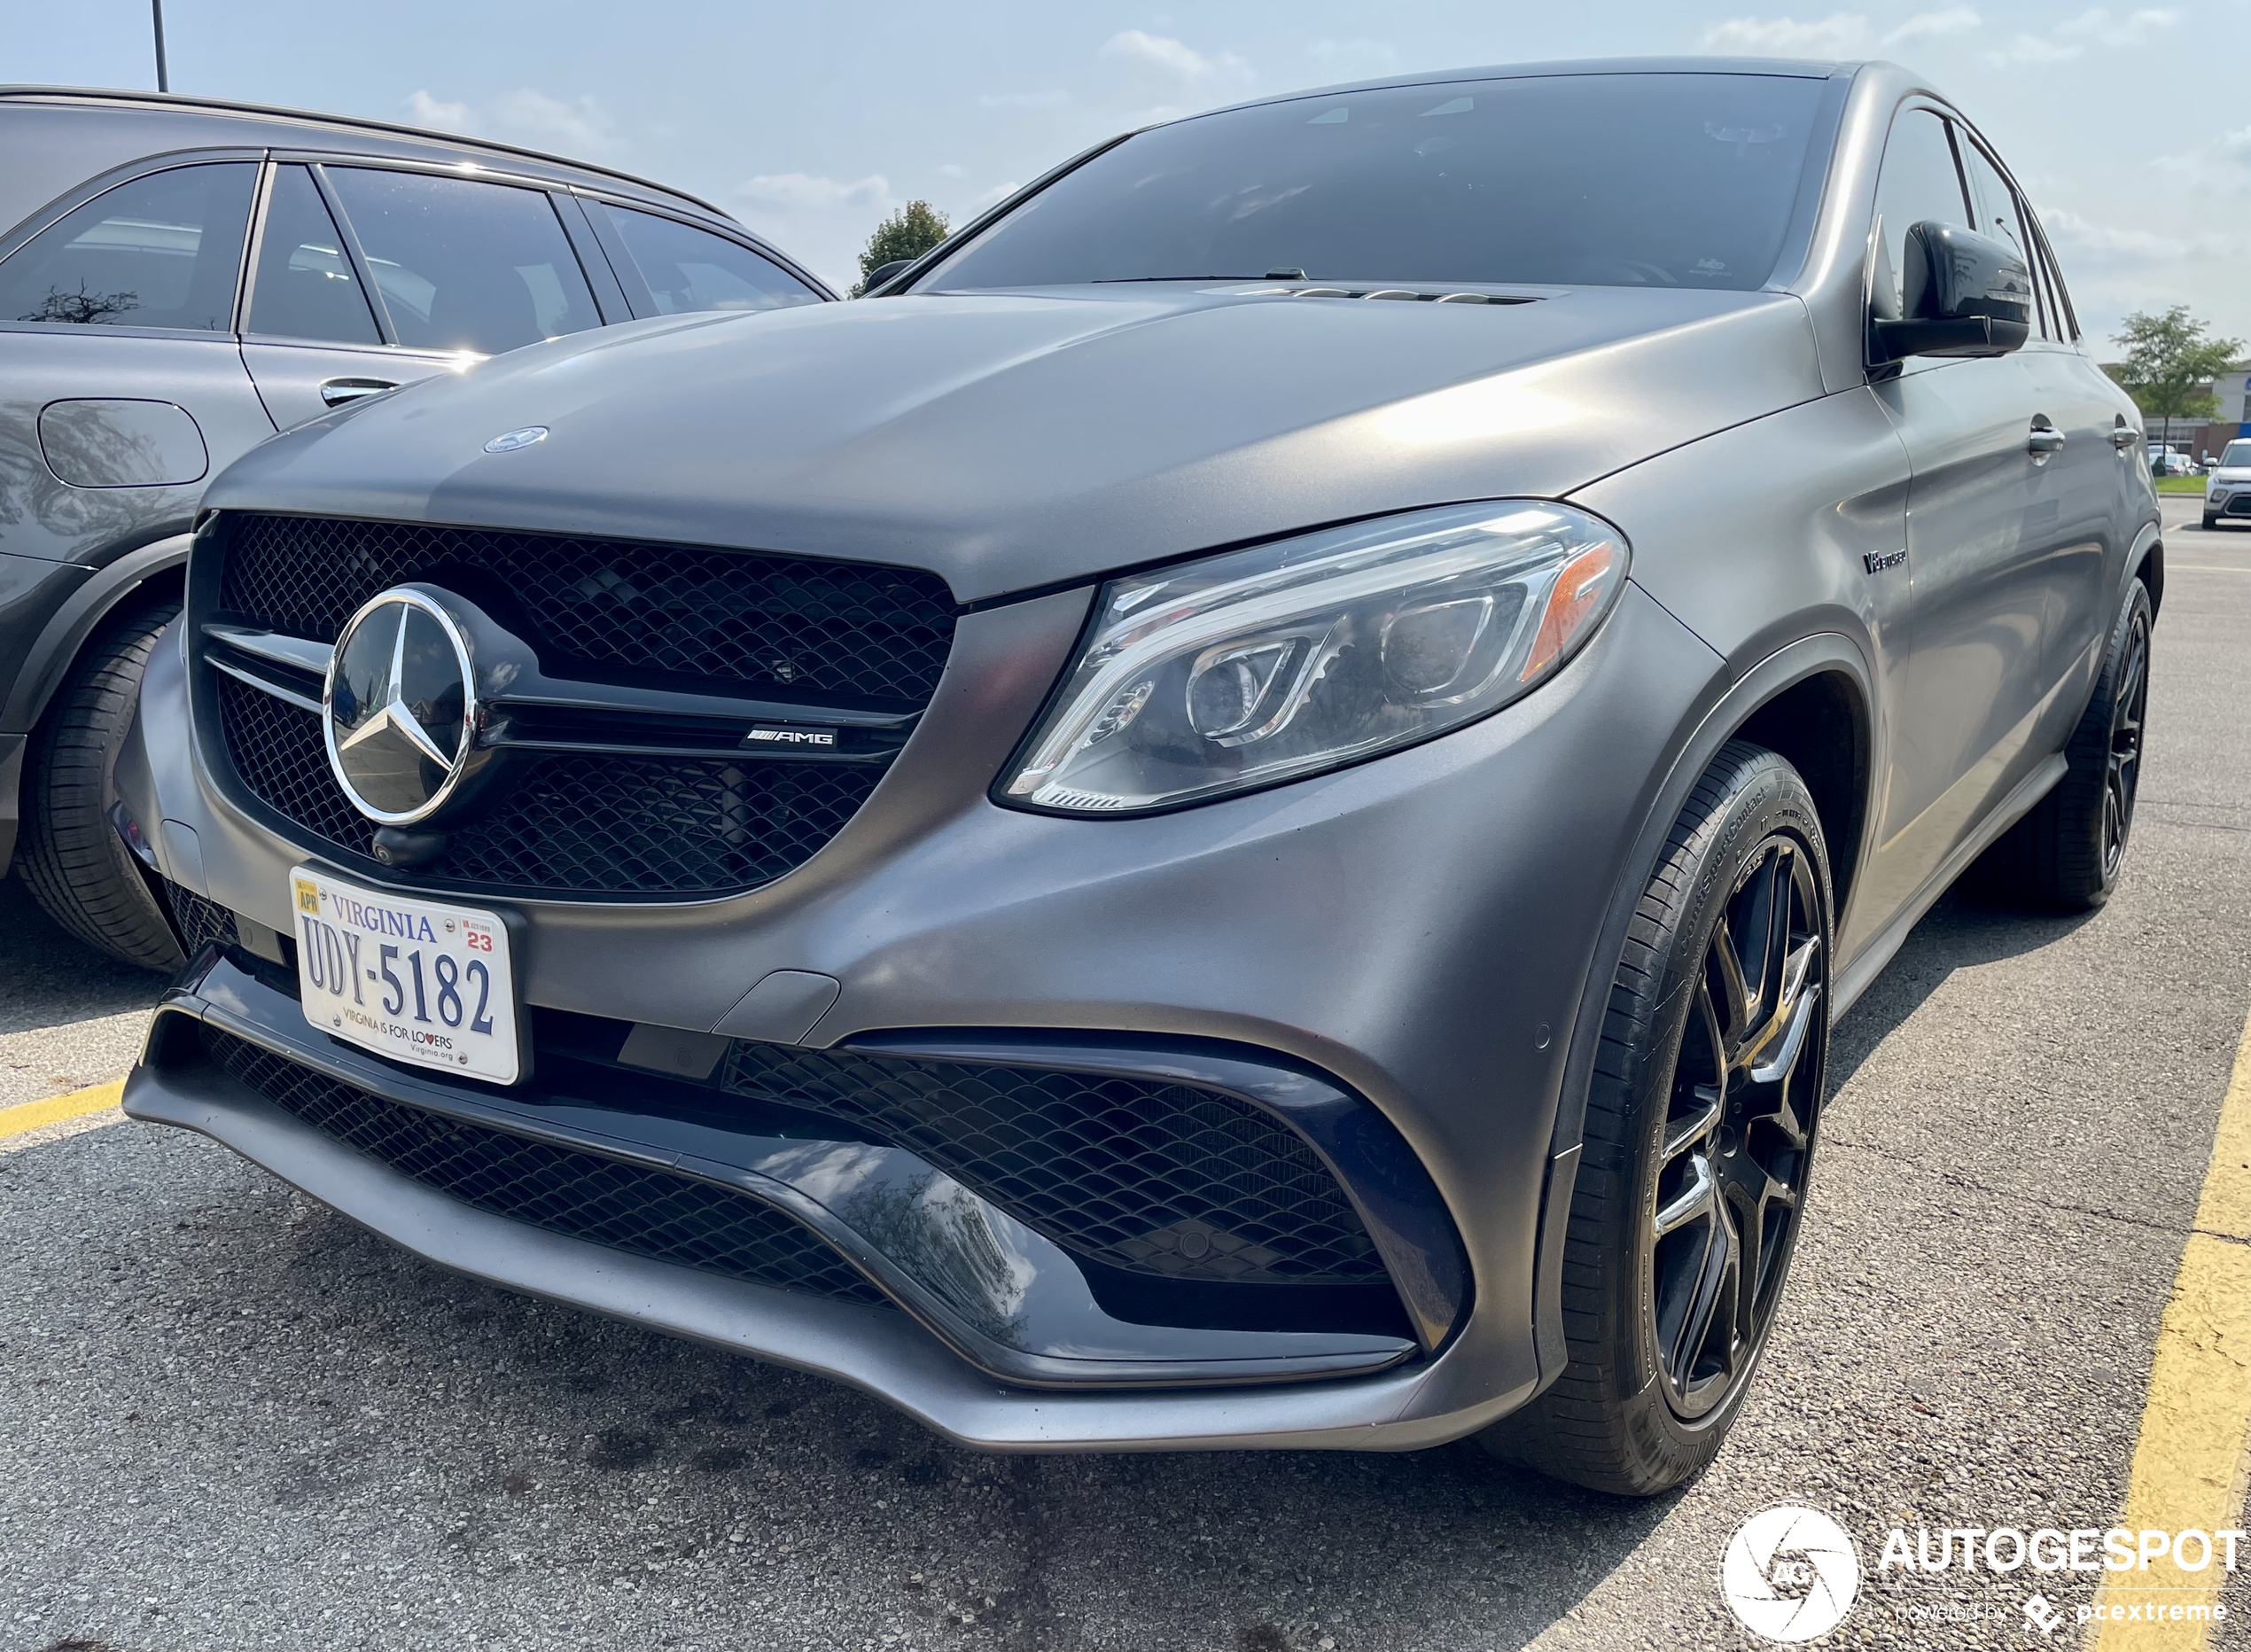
[4,495,2247,1652]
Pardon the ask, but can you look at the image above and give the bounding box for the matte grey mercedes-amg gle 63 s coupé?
[118,58,2157,1494]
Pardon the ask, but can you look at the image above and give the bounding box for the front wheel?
[1481,742,1832,1496]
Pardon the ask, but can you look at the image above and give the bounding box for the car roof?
[0,84,739,241]
[1179,55,1850,124]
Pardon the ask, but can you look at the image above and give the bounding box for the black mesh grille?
[720,1043,1383,1284]
[202,1026,890,1306]
[163,881,237,957]
[216,513,956,706]
[214,674,884,898]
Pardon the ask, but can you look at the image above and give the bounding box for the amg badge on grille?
[324,588,478,825]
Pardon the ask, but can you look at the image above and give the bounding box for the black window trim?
[0,146,268,339]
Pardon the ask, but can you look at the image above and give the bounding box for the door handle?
[2027,424,2066,456]
[319,377,398,408]
[2110,426,2141,450]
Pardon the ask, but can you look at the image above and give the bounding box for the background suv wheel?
[18,604,186,971]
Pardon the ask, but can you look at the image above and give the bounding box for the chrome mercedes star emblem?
[323,588,477,825]
[483,425,548,453]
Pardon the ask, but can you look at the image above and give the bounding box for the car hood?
[206,285,1823,604]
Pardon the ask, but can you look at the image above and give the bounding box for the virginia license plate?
[290,867,522,1085]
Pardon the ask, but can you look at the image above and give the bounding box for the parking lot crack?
[1820,1131,2208,1240]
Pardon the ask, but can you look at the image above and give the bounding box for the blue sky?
[11,1,2248,347]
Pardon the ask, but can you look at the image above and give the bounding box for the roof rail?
[0,83,737,223]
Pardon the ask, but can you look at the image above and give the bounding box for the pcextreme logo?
[1721,1506,1862,1642]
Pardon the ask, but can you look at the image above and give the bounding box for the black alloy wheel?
[1648,837,1825,1420]
[2099,604,2149,883]
[1483,740,1832,1496]
[1977,578,2154,912]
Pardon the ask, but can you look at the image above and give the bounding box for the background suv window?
[599,206,821,313]
[325,168,601,355]
[247,164,380,344]
[0,162,255,331]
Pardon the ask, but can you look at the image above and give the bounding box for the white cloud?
[402,90,469,131]
[1102,29,1250,82]
[489,90,618,156]
[1885,6,1981,43]
[974,181,1022,206]
[737,173,892,212]
[1700,10,1982,55]
[1700,13,1877,55]
[394,88,619,157]
[1305,37,1402,74]
[938,163,965,179]
[978,89,1071,111]
[2040,206,2240,270]
[1983,4,2177,64]
[2153,127,2251,193]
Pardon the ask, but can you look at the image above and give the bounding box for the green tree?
[852,200,950,296]
[2110,306,2245,446]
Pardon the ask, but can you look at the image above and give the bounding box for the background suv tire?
[17,604,186,971]
[1483,742,1832,1496]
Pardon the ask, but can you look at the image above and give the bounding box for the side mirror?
[858,259,915,296]
[1872,222,2032,362]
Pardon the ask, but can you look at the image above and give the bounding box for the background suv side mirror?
[1872,222,2033,362]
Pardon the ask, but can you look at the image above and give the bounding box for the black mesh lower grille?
[163,882,237,957]
[720,1043,1383,1285]
[203,1026,890,1306]
[214,674,885,899]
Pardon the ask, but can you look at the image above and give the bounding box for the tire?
[1481,742,1832,1496]
[1975,580,2151,913]
[15,603,186,970]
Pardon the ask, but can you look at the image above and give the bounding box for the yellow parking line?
[0,1077,125,1139]
[2092,995,2251,1648]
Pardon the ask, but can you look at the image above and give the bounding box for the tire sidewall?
[1616,756,1834,1465]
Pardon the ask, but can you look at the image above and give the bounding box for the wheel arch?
[1528,632,1877,1388]
[2,534,190,736]
[2130,523,2164,620]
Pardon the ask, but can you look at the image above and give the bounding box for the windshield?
[923,72,1830,293]
[2225,440,2251,467]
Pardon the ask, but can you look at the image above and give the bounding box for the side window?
[324,168,602,355]
[2029,215,2081,341]
[599,206,822,314]
[0,162,256,331]
[1868,108,1970,323]
[1954,136,2050,337]
[247,165,381,344]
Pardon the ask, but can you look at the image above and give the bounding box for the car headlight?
[998,501,1628,814]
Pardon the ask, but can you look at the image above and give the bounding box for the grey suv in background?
[122,59,2156,1495]
[0,86,828,966]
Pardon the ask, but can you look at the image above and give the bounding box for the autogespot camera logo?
[1721,1506,1863,1642]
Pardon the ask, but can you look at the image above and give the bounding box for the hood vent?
[1233,284,1538,306]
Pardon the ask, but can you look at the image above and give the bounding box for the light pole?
[152,0,169,93]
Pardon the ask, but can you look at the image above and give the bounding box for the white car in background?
[2206,439,2251,529]
[2148,442,2194,477]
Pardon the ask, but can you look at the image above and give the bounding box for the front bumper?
[121,578,1725,1447]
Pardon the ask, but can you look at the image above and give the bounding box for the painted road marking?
[2092,991,2251,1648]
[0,1077,125,1139]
